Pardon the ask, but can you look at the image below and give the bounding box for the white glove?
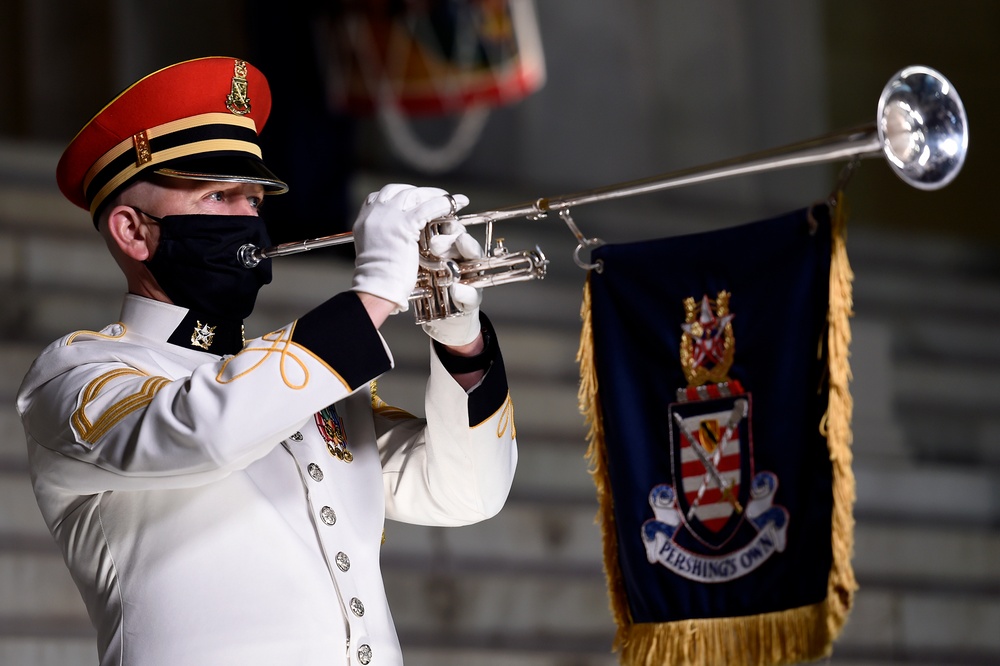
[421,220,485,346]
[351,184,469,314]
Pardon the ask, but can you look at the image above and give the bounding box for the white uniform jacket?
[16,292,517,666]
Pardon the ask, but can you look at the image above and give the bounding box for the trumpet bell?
[878,65,968,191]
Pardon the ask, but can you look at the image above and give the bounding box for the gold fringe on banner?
[577,195,857,666]
[819,190,859,637]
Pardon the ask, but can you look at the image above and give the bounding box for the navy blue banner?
[588,205,835,623]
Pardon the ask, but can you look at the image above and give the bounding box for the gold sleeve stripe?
[77,375,170,444]
[71,368,146,439]
[72,371,170,445]
[79,368,147,408]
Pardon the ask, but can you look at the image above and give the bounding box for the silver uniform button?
[290,431,304,442]
[336,551,351,572]
[320,506,337,525]
[307,463,324,482]
[350,597,365,617]
[357,644,372,665]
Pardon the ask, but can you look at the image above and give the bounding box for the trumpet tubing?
[239,65,967,323]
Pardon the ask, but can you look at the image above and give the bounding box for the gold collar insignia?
[191,321,216,350]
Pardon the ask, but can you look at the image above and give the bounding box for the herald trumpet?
[239,65,967,323]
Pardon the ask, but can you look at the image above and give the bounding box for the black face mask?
[141,211,272,322]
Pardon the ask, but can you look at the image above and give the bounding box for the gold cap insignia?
[225,59,251,115]
[191,321,216,350]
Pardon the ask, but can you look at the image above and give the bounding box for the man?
[16,57,517,666]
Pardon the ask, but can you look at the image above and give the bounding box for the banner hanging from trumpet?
[577,195,857,666]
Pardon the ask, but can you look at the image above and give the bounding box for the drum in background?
[315,0,546,172]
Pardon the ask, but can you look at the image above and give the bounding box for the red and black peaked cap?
[57,56,288,219]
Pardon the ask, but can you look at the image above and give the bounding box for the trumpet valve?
[490,238,509,257]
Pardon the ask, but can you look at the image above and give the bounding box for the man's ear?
[106,205,157,261]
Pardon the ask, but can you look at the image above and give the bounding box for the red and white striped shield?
[669,394,752,548]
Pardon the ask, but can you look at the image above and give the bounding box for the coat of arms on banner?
[641,291,789,583]
[581,201,855,665]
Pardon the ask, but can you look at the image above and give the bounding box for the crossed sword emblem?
[673,398,748,519]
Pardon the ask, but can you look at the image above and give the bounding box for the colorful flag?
[578,194,856,665]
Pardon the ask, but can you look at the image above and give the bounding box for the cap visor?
[154,155,288,194]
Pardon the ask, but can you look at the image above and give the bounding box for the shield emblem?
[668,393,752,548]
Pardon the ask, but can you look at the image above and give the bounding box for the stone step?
[391,647,618,666]
[846,226,1000,284]
[894,357,1000,415]
[853,463,1000,527]
[0,551,87,619]
[5,414,1000,526]
[0,288,124,349]
[0,473,45,535]
[890,317,1000,367]
[29,633,950,666]
[391,578,1000,666]
[835,587,1000,665]
[0,221,113,290]
[0,344,39,399]
[5,542,999,666]
[0,639,96,666]
[5,467,999,610]
[0,410,24,466]
[0,184,85,237]
[5,617,996,666]
[383,566,612,637]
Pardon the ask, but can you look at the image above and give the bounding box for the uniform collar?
[119,294,246,356]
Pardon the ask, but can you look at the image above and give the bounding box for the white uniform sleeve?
[18,292,393,493]
[376,318,517,526]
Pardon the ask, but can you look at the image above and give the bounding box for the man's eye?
[249,196,262,209]
[208,191,224,202]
